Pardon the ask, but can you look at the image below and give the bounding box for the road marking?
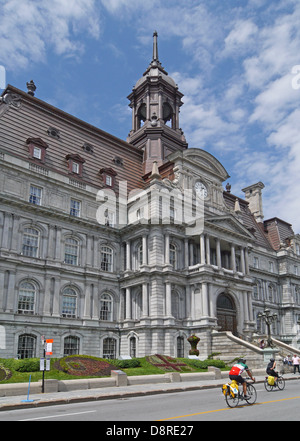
[157,395,300,421]
[19,410,96,421]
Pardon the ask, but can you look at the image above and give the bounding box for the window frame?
[70,199,81,217]
[61,287,78,318]
[29,184,42,206]
[100,246,113,272]
[22,227,40,258]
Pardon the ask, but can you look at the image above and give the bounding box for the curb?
[1,376,299,412]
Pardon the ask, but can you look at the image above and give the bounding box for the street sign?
[45,339,53,355]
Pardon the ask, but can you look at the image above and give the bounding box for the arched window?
[22,228,39,257]
[100,246,113,272]
[100,294,113,321]
[130,336,137,358]
[17,334,36,359]
[163,102,173,127]
[18,281,36,314]
[64,336,80,356]
[103,337,116,359]
[137,103,146,128]
[62,287,77,318]
[64,237,79,265]
[177,336,184,358]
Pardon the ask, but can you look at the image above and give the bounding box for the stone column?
[125,287,131,319]
[200,234,206,264]
[231,244,236,272]
[142,235,148,265]
[142,283,148,317]
[126,241,131,270]
[165,282,172,316]
[206,235,211,265]
[216,238,221,268]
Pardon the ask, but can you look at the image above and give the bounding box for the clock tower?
[127,31,188,175]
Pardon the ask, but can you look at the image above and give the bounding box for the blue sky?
[1,0,300,233]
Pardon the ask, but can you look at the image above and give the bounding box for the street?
[0,379,300,423]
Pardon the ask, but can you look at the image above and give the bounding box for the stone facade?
[0,33,300,360]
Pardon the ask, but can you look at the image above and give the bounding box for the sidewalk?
[1,374,299,412]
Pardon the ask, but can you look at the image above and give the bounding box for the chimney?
[242,182,265,223]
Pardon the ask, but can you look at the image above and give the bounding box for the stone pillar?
[142,283,148,317]
[165,234,170,264]
[231,244,236,272]
[165,282,172,316]
[142,235,148,265]
[200,234,206,264]
[125,287,131,319]
[216,238,221,268]
[126,241,131,270]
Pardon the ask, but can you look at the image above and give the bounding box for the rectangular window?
[64,238,79,265]
[72,162,79,174]
[105,175,112,186]
[29,185,42,205]
[33,147,41,159]
[62,295,77,318]
[70,199,81,217]
[22,228,39,257]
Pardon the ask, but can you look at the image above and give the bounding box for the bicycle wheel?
[277,377,285,390]
[245,383,257,405]
[225,389,239,408]
[264,378,273,392]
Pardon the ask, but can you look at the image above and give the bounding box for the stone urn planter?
[187,334,200,356]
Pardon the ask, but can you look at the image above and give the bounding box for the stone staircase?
[211,331,300,372]
[211,331,265,369]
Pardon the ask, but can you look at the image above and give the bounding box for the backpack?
[268,376,275,386]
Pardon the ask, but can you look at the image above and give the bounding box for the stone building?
[0,33,300,360]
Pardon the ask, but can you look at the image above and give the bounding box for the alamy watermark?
[95,181,205,236]
[291,65,300,90]
[0,66,6,90]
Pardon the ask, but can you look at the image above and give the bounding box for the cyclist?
[266,358,279,383]
[229,358,255,398]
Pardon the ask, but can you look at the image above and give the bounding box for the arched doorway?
[217,293,238,336]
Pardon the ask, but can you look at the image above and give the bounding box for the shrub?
[13,358,40,372]
[108,358,141,369]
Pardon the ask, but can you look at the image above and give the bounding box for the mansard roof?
[263,217,294,251]
[0,85,144,192]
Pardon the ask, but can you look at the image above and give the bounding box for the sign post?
[41,338,53,393]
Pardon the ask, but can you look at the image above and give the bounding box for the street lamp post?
[258,308,277,348]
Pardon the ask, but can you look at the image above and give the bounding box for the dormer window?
[99,167,117,187]
[26,137,48,163]
[66,154,85,177]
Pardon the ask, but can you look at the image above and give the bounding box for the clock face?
[195,181,208,199]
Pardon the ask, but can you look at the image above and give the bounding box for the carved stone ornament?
[0,92,22,108]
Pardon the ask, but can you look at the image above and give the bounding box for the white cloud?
[224,20,258,56]
[0,0,101,70]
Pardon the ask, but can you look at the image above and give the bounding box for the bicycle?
[264,375,285,392]
[222,378,257,408]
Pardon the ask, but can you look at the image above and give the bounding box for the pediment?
[168,148,230,182]
[183,148,229,181]
[206,214,255,240]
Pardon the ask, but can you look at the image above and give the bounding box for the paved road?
[1,380,299,423]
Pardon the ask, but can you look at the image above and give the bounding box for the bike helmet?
[270,358,275,362]
[238,358,246,364]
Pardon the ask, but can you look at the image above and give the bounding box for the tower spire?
[152,30,159,62]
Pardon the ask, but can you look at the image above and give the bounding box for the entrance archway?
[217,293,238,336]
